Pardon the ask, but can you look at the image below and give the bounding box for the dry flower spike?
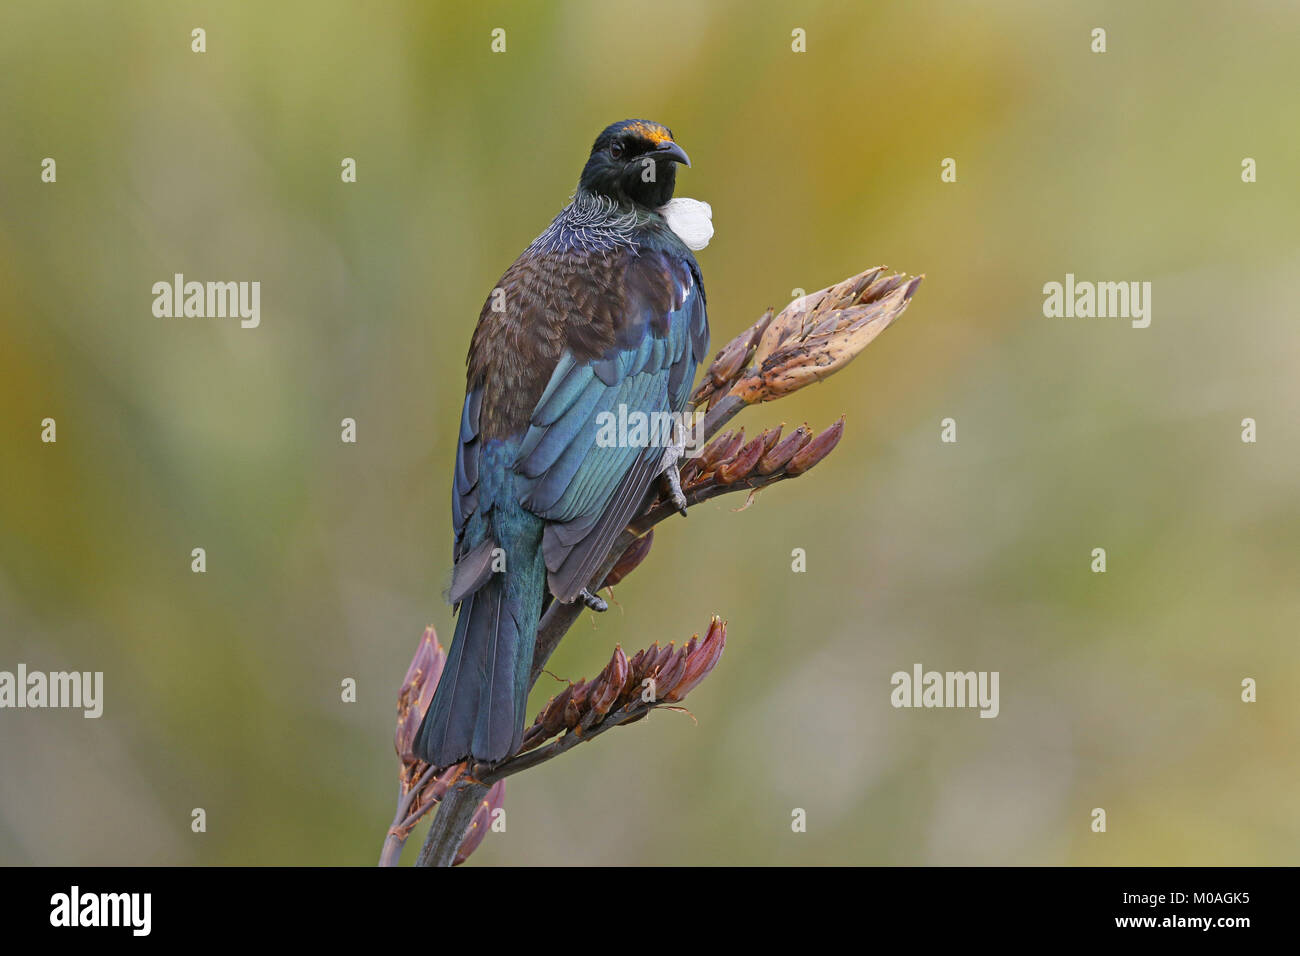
[508,616,728,765]
[693,266,921,412]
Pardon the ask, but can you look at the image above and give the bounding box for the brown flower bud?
[662,617,727,702]
[693,309,774,406]
[453,779,505,866]
[602,532,654,588]
[650,641,677,674]
[715,433,767,484]
[712,437,759,481]
[395,626,446,763]
[757,424,811,475]
[678,456,702,487]
[655,645,689,694]
[570,679,592,710]
[785,417,845,476]
[540,685,575,737]
[708,332,755,386]
[632,643,658,678]
[696,428,743,471]
[563,696,581,730]
[590,646,629,716]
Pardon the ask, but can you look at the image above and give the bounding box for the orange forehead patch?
[624,121,672,145]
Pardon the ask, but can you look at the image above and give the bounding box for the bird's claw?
[578,588,608,613]
[660,463,688,516]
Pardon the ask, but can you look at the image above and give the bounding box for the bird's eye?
[609,142,625,159]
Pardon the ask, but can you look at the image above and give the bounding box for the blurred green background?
[2,0,1297,865]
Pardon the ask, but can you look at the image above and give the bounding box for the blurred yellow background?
[2,0,1297,865]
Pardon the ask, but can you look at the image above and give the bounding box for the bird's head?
[577,119,691,210]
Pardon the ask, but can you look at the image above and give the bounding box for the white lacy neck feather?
[533,194,714,255]
[659,198,713,250]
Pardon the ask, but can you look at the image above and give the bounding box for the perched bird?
[414,119,710,767]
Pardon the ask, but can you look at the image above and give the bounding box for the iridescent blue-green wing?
[515,248,708,602]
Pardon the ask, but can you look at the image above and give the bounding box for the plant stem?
[378,764,441,867]
[415,781,489,868]
[378,830,406,867]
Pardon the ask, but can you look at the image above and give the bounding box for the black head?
[577,119,691,210]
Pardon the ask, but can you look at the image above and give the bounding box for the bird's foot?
[659,461,688,516]
[578,588,608,613]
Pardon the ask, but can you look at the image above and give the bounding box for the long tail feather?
[415,560,542,766]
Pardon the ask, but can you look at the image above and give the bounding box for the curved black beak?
[652,141,691,168]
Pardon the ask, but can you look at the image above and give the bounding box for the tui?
[414,120,710,767]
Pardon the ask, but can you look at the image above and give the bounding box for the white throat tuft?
[659,198,713,251]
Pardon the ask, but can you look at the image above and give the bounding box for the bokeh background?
[2,0,1297,865]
